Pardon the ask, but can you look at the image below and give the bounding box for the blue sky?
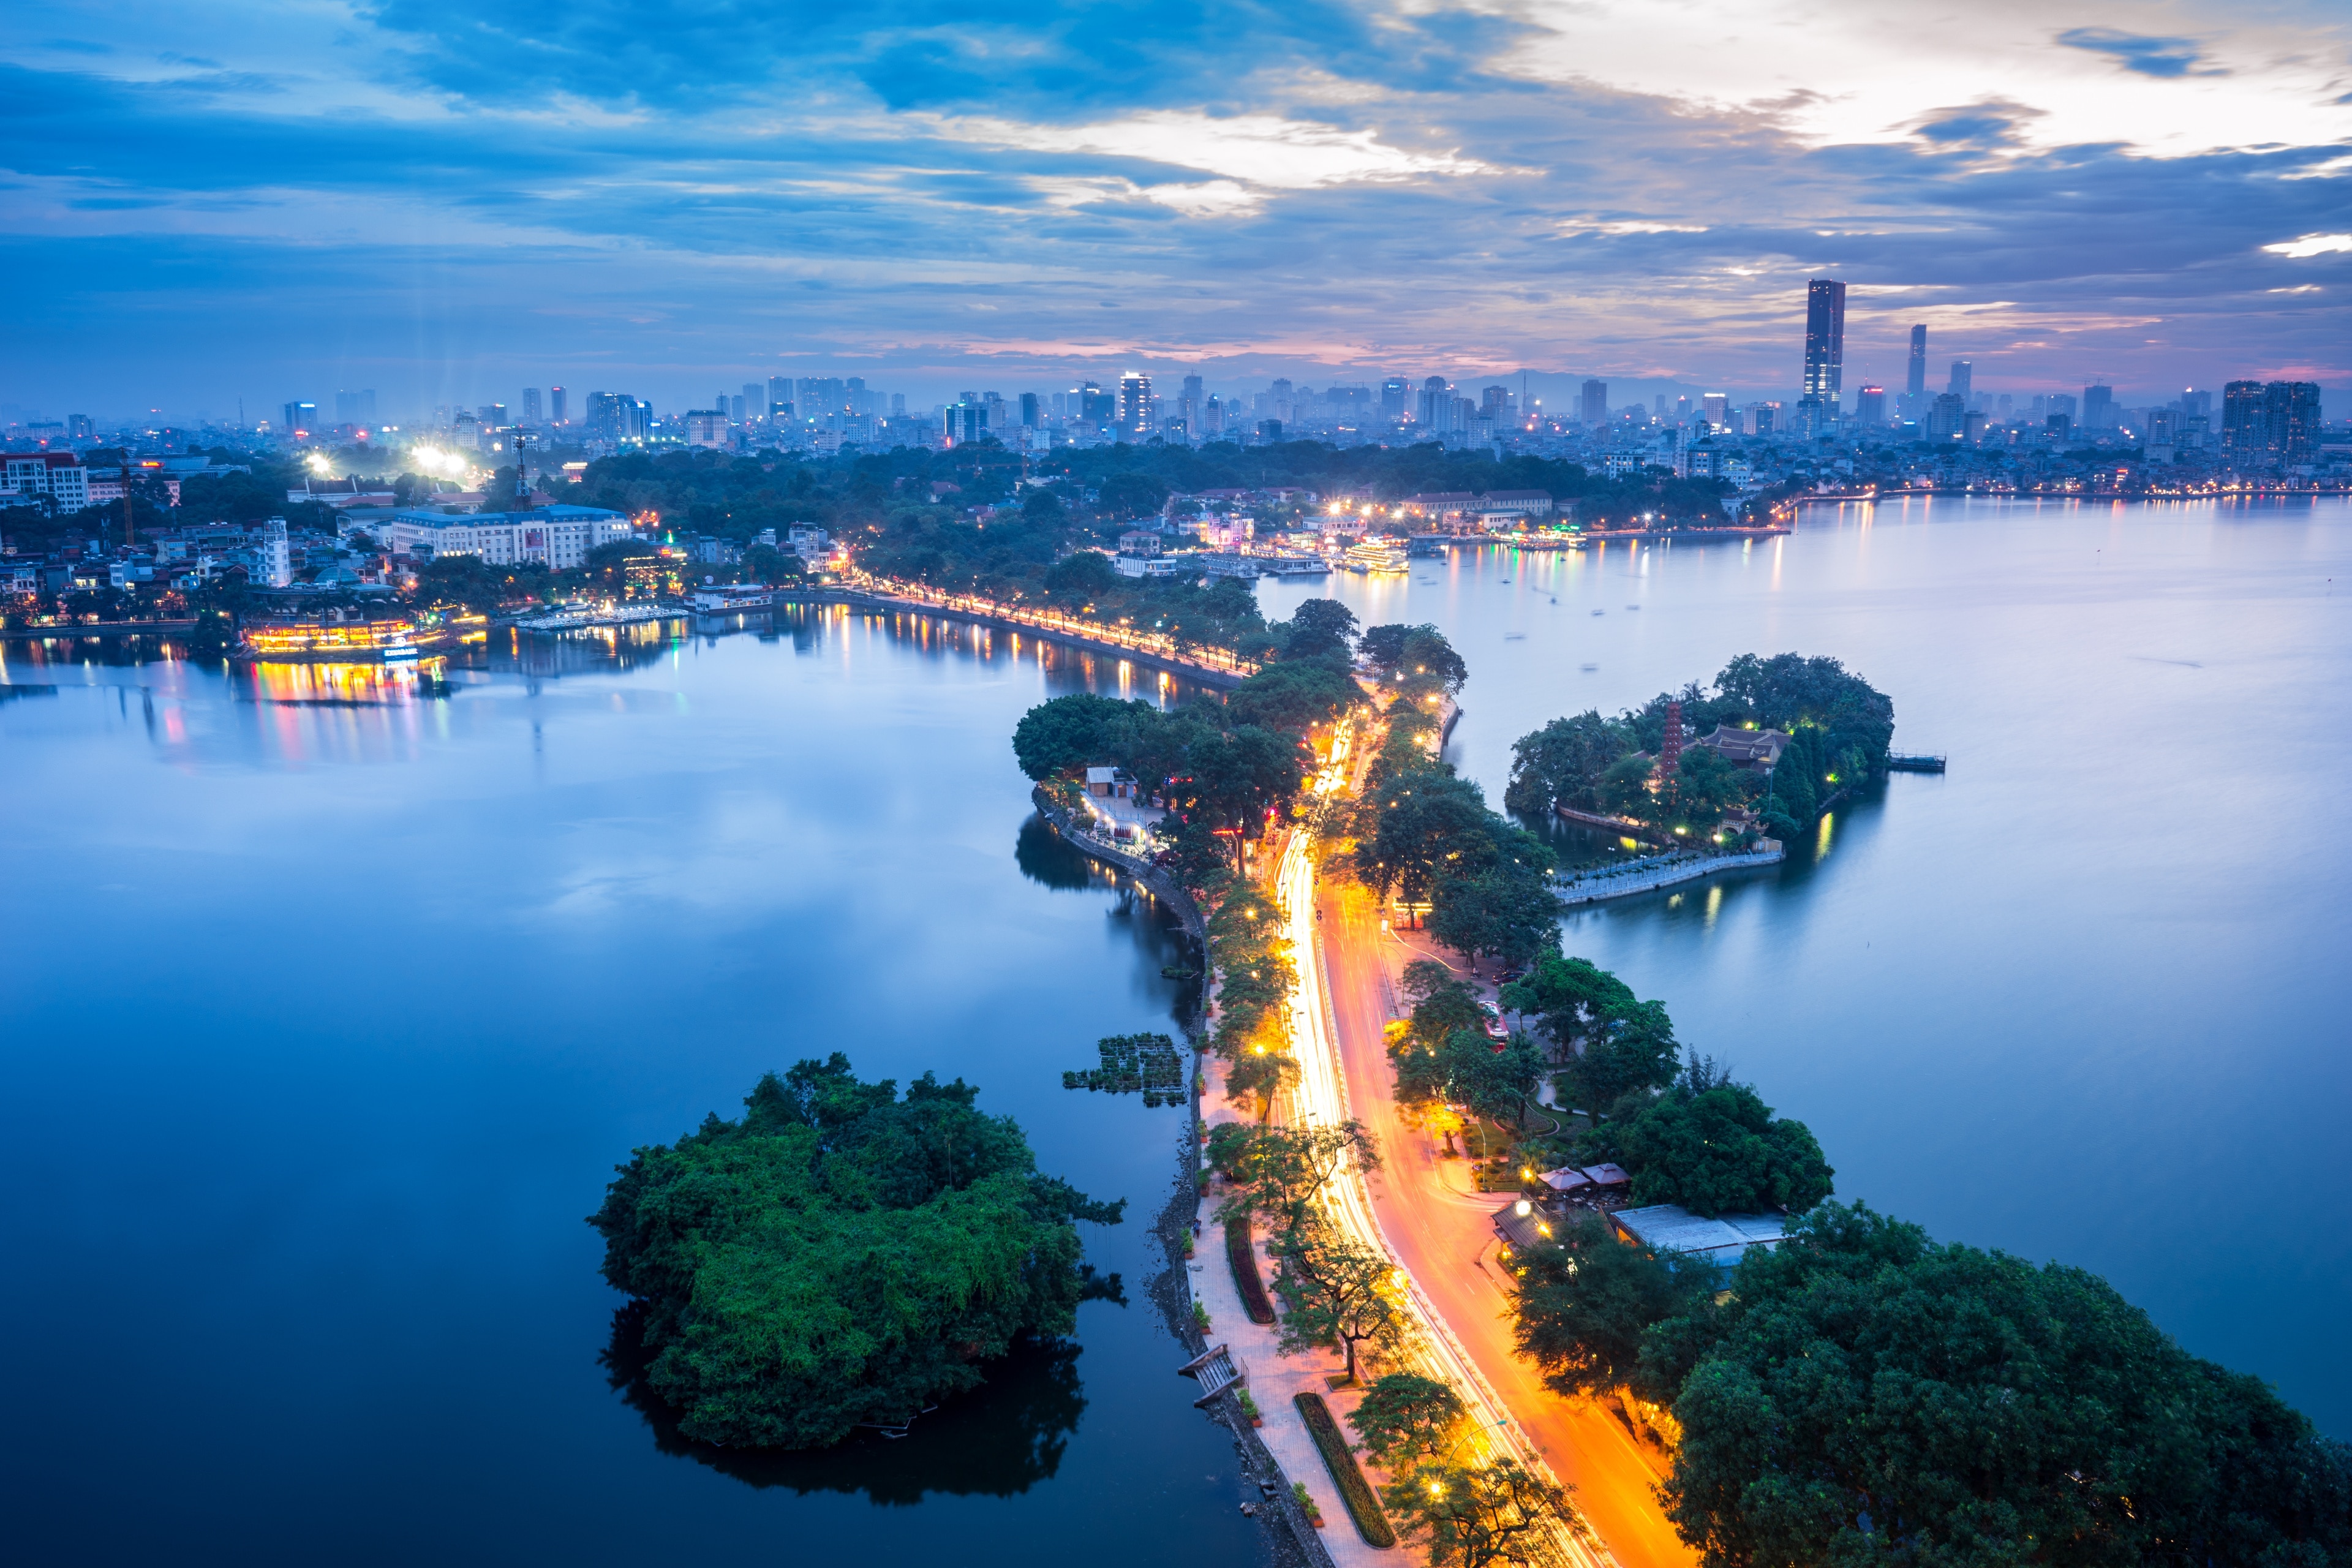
[5,0,2349,421]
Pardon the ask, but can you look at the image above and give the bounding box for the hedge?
[1293,1392,1396,1548]
[1226,1215,1278,1325]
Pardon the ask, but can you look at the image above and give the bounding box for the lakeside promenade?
[836,575,1253,690]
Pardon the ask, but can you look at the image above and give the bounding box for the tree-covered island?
[590,1056,1123,1450]
[1507,652,1895,845]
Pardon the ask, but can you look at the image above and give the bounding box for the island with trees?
[1506,652,1896,846]
[589,1055,1122,1450]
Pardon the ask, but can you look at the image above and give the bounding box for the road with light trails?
[1316,881,1698,1568]
[1269,715,1695,1568]
[1271,719,1616,1568]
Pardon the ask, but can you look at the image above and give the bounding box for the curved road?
[1314,880,1697,1568]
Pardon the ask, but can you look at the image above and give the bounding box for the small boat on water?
[1341,542,1409,575]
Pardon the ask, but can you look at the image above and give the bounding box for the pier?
[1886,753,1948,773]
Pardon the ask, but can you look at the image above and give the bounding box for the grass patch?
[1226,1215,1278,1325]
[1293,1392,1397,1548]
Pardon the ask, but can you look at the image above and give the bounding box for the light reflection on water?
[1265,495,2352,1436]
[0,606,1254,1566]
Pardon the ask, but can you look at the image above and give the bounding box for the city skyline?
[5,0,2349,419]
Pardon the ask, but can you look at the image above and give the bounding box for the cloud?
[2055,27,2218,79]
[2263,233,2352,257]
[2,0,2350,414]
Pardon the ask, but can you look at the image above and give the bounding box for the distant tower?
[1659,699,1684,795]
[1802,279,1846,404]
[1906,325,1927,397]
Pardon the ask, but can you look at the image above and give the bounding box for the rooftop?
[1610,1204,1789,1265]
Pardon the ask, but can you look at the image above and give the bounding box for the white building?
[2,454,91,512]
[261,517,292,587]
[382,505,635,569]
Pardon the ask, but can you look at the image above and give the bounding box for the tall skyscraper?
[1117,372,1151,432]
[1906,326,1928,396]
[767,377,790,419]
[521,388,542,424]
[550,386,567,424]
[743,382,765,419]
[1019,392,1039,428]
[1947,361,1972,405]
[2082,383,2114,429]
[1856,385,1886,426]
[2224,380,2323,470]
[1802,279,1847,403]
[1179,373,1204,432]
[1579,379,1608,426]
[1379,377,1408,420]
[1701,393,1729,428]
[282,401,317,434]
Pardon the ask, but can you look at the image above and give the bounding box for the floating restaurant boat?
[1340,541,1409,575]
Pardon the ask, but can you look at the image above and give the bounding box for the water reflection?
[600,1305,1089,1504]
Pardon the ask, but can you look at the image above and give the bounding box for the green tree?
[1560,999,1680,1118]
[1278,597,1359,658]
[1510,1213,1714,1398]
[1011,692,1140,782]
[1042,549,1120,599]
[1215,1120,1380,1232]
[1271,1219,1413,1384]
[1384,1459,1575,1568]
[1348,1371,1467,1466]
[1223,655,1365,735]
[1355,770,1503,918]
[1503,710,1631,815]
[588,1057,1122,1450]
[1095,470,1170,519]
[1225,1049,1302,1124]
[1605,1072,1833,1217]
[1638,1203,2352,1568]
[1499,952,1636,1058]
[1400,959,1483,1044]
[1427,863,1561,969]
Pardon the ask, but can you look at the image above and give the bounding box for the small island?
[590,1055,1123,1450]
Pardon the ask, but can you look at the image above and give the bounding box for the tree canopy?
[588,1056,1121,1450]
[1637,1203,2352,1568]
[1599,1062,1834,1217]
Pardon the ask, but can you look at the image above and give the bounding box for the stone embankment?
[1553,846,1785,906]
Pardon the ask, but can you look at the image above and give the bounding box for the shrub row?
[1226,1215,1278,1325]
[1293,1392,1396,1548]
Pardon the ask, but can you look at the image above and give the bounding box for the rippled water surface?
[0,612,1259,1565]
[1264,495,2352,1434]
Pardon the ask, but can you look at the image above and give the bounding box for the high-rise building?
[891,394,906,417]
[1579,379,1608,427]
[1379,377,1408,421]
[1076,380,1114,422]
[1419,376,1452,430]
[947,399,988,444]
[334,390,377,424]
[282,401,318,435]
[729,396,745,422]
[2224,380,2323,470]
[522,388,542,424]
[1118,372,1152,432]
[2179,388,2212,420]
[1482,385,1511,418]
[1701,392,1729,428]
[1019,392,1039,428]
[1906,326,1928,396]
[767,377,790,419]
[1855,385,1886,426]
[584,392,651,445]
[1947,361,1972,405]
[2082,383,2114,429]
[1802,279,1847,403]
[550,386,568,424]
[1928,393,1966,440]
[744,383,766,420]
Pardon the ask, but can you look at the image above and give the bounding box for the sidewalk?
[1197,1056,1402,1561]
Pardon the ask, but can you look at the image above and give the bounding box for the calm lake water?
[0,614,1261,1565]
[4,496,2346,1567]
[1263,495,2352,1436]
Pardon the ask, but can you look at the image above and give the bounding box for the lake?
[0,612,1260,1565]
[3,493,2345,1566]
[1262,494,2352,1436]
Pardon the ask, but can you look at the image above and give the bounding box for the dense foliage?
[1511,1215,1715,1400]
[588,1057,1121,1450]
[1499,951,1681,1118]
[1504,652,1896,840]
[1635,1204,2352,1568]
[1597,1061,1834,1217]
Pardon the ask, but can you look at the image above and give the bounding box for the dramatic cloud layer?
[3,0,2347,418]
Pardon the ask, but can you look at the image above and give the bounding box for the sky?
[4,0,2350,421]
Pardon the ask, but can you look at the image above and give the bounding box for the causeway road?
[1316,880,1698,1568]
